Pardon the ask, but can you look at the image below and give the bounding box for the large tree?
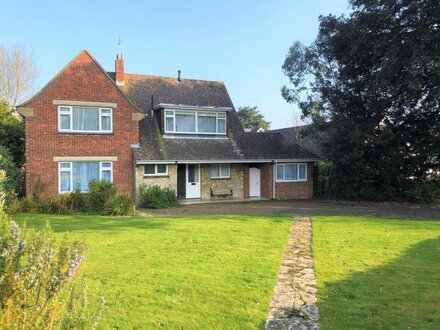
[237,106,270,130]
[282,0,440,200]
[0,45,39,108]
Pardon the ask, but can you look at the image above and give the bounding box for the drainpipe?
[272,160,277,200]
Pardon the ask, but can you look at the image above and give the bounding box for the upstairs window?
[58,106,112,133]
[211,163,230,179]
[276,163,307,182]
[164,110,227,135]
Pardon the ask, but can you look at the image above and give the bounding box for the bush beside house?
[12,181,135,216]
[138,184,179,209]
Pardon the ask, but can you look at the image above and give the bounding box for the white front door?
[249,167,261,197]
[186,164,201,199]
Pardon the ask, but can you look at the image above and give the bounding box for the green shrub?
[0,147,18,210]
[12,182,137,216]
[12,196,36,213]
[88,180,116,212]
[44,194,71,214]
[0,209,104,328]
[408,177,440,205]
[104,193,135,216]
[68,190,88,212]
[138,184,179,209]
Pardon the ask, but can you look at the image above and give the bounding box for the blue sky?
[1,0,350,129]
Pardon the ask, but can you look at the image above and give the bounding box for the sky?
[0,0,350,129]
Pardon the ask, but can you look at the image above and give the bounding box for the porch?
[136,162,273,201]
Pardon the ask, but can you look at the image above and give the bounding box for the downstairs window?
[210,163,230,179]
[59,161,113,193]
[276,163,307,182]
[144,164,168,176]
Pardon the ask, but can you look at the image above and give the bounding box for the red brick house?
[18,50,317,200]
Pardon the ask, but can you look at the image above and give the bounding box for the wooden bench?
[211,188,233,199]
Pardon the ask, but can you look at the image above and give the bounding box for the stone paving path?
[265,217,319,330]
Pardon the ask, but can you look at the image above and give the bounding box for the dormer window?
[58,106,113,133]
[164,110,226,135]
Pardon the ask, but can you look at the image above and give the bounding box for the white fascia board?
[153,103,232,112]
[136,158,318,165]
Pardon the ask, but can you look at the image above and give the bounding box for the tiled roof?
[107,72,317,161]
[134,116,243,161]
[108,72,235,112]
[236,132,318,160]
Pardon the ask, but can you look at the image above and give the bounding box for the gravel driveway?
[143,199,440,220]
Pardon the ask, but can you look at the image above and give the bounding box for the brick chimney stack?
[115,53,124,86]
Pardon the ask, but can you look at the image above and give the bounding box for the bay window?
[211,163,230,179]
[58,106,112,133]
[276,163,307,182]
[164,110,227,134]
[59,161,113,193]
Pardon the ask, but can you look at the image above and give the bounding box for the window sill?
[210,177,231,180]
[276,180,307,183]
[163,134,228,140]
[58,131,114,135]
[143,175,169,178]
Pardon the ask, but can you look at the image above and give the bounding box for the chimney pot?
[178,70,181,82]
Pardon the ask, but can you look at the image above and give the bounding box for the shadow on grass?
[12,213,292,234]
[13,213,170,233]
[318,237,440,329]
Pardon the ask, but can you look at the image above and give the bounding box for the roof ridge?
[110,71,225,84]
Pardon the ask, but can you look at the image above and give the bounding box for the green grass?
[13,213,440,329]
[13,214,293,329]
[312,216,440,329]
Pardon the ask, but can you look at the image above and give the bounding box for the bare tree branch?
[0,45,39,109]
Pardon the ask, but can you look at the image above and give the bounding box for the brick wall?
[275,163,314,200]
[22,50,141,196]
[260,164,273,199]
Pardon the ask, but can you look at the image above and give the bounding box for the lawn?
[13,214,293,329]
[13,213,440,329]
[312,216,440,329]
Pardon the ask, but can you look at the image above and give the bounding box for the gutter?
[136,158,319,165]
[153,103,232,112]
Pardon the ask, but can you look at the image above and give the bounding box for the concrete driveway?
[143,199,440,220]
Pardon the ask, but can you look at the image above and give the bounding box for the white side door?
[186,164,201,198]
[249,167,261,197]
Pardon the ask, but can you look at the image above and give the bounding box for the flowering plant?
[0,178,104,329]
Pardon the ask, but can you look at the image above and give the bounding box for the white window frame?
[143,164,169,177]
[58,106,113,133]
[210,163,230,179]
[99,162,113,182]
[58,161,113,193]
[164,110,227,135]
[276,163,307,182]
[59,162,72,193]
